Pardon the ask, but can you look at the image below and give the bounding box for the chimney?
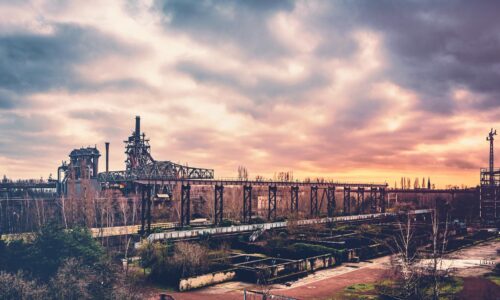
[135,116,141,141]
[105,142,110,174]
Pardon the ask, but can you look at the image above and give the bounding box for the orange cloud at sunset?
[0,1,499,188]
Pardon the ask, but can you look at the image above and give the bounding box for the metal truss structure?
[140,186,152,234]
[242,185,252,223]
[343,187,351,215]
[214,184,224,225]
[370,187,377,213]
[291,186,299,215]
[181,184,191,227]
[98,116,214,185]
[268,185,277,221]
[357,187,365,214]
[480,129,499,221]
[480,170,499,220]
[379,188,386,213]
[327,187,336,217]
[310,186,319,217]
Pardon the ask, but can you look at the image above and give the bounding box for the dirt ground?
[456,277,500,300]
[446,239,499,277]
[153,240,500,300]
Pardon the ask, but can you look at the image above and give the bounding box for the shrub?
[140,241,211,286]
[50,258,114,300]
[0,271,48,300]
[285,243,346,260]
[29,224,103,280]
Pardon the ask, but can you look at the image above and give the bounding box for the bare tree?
[429,206,450,300]
[173,242,209,278]
[389,213,421,298]
[237,166,249,180]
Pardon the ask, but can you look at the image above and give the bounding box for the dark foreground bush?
[0,271,49,299]
[0,224,143,300]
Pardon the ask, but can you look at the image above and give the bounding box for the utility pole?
[487,128,497,185]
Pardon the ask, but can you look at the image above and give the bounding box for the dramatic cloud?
[0,0,499,187]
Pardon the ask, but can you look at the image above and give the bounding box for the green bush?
[0,224,137,299]
[284,243,346,260]
[0,224,103,281]
[29,224,103,280]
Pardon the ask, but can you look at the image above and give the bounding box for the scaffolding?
[480,129,499,221]
[480,168,500,220]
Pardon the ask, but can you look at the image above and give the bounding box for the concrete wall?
[179,269,236,291]
[306,254,336,272]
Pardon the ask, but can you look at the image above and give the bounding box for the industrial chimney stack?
[135,116,141,141]
[105,142,110,175]
[487,128,497,185]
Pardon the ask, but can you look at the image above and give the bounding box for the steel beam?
[343,187,351,215]
[147,186,152,234]
[370,187,377,213]
[181,183,191,226]
[380,188,386,213]
[214,184,224,225]
[140,186,146,234]
[327,186,335,217]
[268,185,277,221]
[243,185,252,223]
[310,186,319,217]
[131,178,388,188]
[291,186,299,215]
[357,187,364,214]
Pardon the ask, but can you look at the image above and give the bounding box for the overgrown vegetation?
[485,263,500,286]
[0,223,142,299]
[138,240,231,286]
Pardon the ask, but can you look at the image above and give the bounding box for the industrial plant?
[0,117,498,300]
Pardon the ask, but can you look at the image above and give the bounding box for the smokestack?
[135,116,141,141]
[105,142,109,174]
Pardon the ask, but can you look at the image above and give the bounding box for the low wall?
[306,254,336,272]
[179,269,236,291]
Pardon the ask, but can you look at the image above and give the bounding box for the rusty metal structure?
[135,177,388,233]
[57,147,101,195]
[9,116,487,235]
[98,116,214,187]
[480,128,500,221]
[90,117,389,233]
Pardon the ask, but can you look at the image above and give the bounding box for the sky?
[0,0,499,187]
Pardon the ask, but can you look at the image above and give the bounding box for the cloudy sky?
[1,0,499,187]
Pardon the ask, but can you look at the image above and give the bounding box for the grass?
[324,283,380,300]
[439,277,464,295]
[486,275,500,286]
[376,279,394,288]
[421,277,464,299]
[326,280,396,300]
[344,283,375,293]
